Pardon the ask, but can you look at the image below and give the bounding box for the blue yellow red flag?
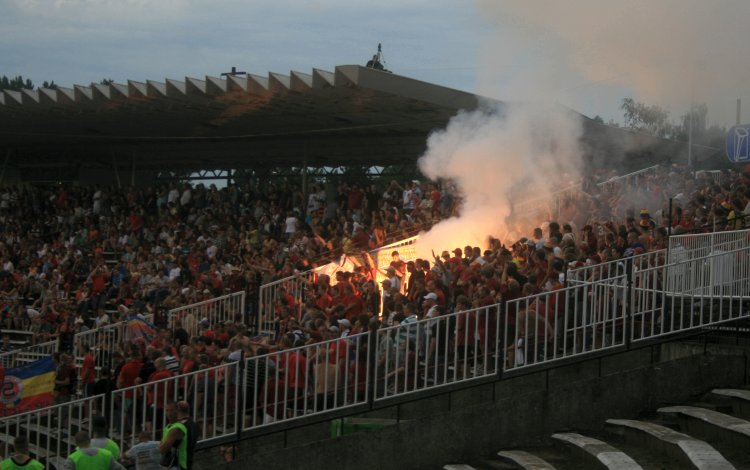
[0,356,56,417]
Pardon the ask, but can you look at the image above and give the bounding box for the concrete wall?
[193,342,749,470]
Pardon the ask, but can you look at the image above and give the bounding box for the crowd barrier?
[257,266,328,337]
[168,291,245,337]
[566,249,665,286]
[505,243,750,371]
[668,229,750,262]
[0,394,106,469]
[73,315,153,380]
[373,304,501,402]
[596,164,660,190]
[0,340,58,369]
[257,236,420,338]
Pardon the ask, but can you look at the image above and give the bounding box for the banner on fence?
[0,356,56,416]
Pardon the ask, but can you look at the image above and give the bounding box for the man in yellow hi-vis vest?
[0,436,43,470]
[159,401,196,470]
[64,432,125,470]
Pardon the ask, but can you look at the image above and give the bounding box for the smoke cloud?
[416,103,583,255]
[475,0,750,126]
[415,1,750,256]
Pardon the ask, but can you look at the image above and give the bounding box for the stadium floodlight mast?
[221,66,247,77]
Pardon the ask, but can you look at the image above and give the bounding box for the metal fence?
[257,267,328,337]
[73,315,153,379]
[596,164,660,190]
[106,331,372,451]
[668,229,750,262]
[374,304,501,402]
[168,291,246,337]
[505,242,750,372]
[566,249,665,286]
[631,245,750,341]
[0,394,106,469]
[258,236,421,334]
[0,340,59,369]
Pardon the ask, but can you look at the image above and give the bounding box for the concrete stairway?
[442,387,750,470]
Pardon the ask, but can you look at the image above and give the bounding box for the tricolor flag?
[0,356,56,417]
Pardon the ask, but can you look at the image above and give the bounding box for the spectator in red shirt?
[145,357,174,432]
[80,345,96,397]
[117,351,143,427]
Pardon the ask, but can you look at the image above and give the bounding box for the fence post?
[625,257,633,349]
[366,325,378,408]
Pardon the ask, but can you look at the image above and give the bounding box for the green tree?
[0,75,34,91]
[41,80,58,90]
[621,98,672,137]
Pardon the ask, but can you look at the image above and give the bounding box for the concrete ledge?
[659,405,750,438]
[551,433,642,469]
[605,419,734,470]
[712,389,750,420]
[712,389,750,401]
[497,450,557,469]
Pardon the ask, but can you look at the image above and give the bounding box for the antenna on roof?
[221,66,247,77]
[365,43,391,73]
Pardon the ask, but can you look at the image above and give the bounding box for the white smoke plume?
[416,103,583,256]
[475,0,750,126]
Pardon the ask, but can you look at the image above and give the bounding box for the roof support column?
[111,149,122,189]
[0,149,10,187]
[131,152,136,187]
[302,142,309,199]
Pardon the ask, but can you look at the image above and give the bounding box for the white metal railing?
[168,291,245,337]
[257,266,328,338]
[109,360,241,448]
[512,182,584,222]
[241,331,371,430]
[505,241,750,372]
[567,249,666,286]
[258,236,420,334]
[107,331,372,450]
[696,169,723,185]
[0,394,106,469]
[668,229,750,263]
[631,245,750,341]
[73,315,153,379]
[0,340,58,369]
[369,235,420,272]
[374,304,501,402]
[596,165,660,189]
[503,277,629,372]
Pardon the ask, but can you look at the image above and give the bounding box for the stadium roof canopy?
[0,65,485,181]
[0,64,697,184]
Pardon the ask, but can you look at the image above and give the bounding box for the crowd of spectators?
[1,164,749,465]
[0,178,457,346]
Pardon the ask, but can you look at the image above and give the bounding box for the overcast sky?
[1,0,749,127]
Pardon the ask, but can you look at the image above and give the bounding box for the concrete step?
[551,432,642,470]
[496,450,558,469]
[712,389,750,420]
[597,426,686,470]
[605,419,735,470]
[658,405,750,467]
